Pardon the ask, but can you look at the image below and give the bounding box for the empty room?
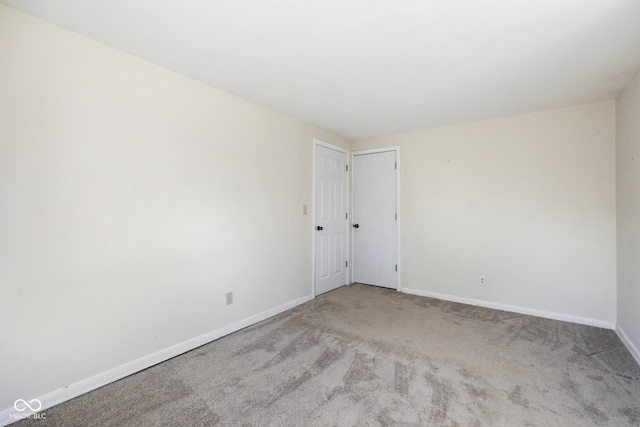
[1,1,640,426]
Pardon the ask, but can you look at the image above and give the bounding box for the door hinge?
[346,164,349,172]
[346,261,348,268]
[395,265,398,271]
[395,213,397,220]
[394,162,397,170]
[346,212,348,219]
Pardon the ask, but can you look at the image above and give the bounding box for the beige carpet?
[16,284,640,426]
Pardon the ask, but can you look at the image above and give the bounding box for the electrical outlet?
[479,276,486,286]
[226,291,233,305]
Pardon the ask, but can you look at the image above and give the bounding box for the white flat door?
[353,151,397,289]
[315,145,348,295]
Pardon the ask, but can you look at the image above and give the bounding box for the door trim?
[351,146,401,291]
[312,139,350,296]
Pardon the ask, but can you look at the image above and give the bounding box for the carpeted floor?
[16,284,640,426]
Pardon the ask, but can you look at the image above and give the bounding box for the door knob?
[353,224,359,228]
[316,226,323,231]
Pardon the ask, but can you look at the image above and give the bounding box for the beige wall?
[0,5,350,410]
[616,69,640,357]
[354,102,617,324]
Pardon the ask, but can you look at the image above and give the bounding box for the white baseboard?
[0,294,314,427]
[402,288,616,330]
[616,325,640,366]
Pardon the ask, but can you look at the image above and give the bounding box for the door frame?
[312,139,350,296]
[351,146,401,291]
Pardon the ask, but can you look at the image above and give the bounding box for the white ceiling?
[3,1,640,139]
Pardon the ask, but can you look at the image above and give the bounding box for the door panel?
[315,145,348,295]
[353,151,397,289]
[319,234,330,278]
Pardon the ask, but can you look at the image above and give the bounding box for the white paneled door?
[315,144,348,295]
[353,150,398,289]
